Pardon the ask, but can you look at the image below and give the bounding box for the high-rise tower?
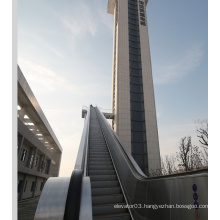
[108,0,161,174]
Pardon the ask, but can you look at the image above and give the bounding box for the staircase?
[88,107,130,220]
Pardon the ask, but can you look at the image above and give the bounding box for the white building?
[108,0,161,174]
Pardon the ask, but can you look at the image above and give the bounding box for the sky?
[17,0,208,177]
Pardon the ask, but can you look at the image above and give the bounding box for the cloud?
[153,44,204,85]
[18,58,78,94]
[58,3,97,39]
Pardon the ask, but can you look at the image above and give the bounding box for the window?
[129,41,140,48]
[129,18,139,25]
[23,181,27,192]
[34,157,38,167]
[30,155,34,166]
[129,35,139,42]
[131,121,145,131]
[130,61,141,69]
[129,28,139,36]
[131,111,145,121]
[129,47,141,55]
[128,7,138,14]
[129,24,139,31]
[130,76,142,84]
[131,92,143,102]
[18,180,23,193]
[21,149,27,162]
[132,131,146,142]
[31,181,35,191]
[134,155,144,167]
[40,182,44,191]
[128,13,138,20]
[130,84,143,93]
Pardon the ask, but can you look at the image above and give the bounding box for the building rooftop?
[107,0,148,14]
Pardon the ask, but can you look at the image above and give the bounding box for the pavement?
[18,197,40,220]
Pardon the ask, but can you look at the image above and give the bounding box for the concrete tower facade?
[108,0,161,174]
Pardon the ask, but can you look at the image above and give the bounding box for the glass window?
[130,54,141,62]
[144,155,148,166]
[134,155,144,167]
[128,3,138,10]
[129,35,139,42]
[129,47,140,55]
[129,28,139,36]
[130,68,142,76]
[34,157,38,167]
[131,111,145,120]
[24,181,27,192]
[132,143,143,154]
[130,61,141,69]
[131,121,145,131]
[21,149,27,162]
[132,131,146,142]
[128,13,138,20]
[129,41,140,48]
[130,84,143,93]
[30,154,34,166]
[131,92,143,102]
[40,182,44,191]
[130,76,142,84]
[129,24,139,31]
[31,181,35,191]
[18,180,23,193]
[128,8,138,15]
[129,18,139,26]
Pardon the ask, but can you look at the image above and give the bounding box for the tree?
[195,119,208,166]
[176,136,203,171]
[161,155,177,175]
[196,119,208,148]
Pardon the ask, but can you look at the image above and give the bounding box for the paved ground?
[18,197,40,220]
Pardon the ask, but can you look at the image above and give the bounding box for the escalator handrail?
[74,106,90,175]
[97,107,208,181]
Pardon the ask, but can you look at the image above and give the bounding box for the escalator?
[34,106,208,220]
[89,107,130,219]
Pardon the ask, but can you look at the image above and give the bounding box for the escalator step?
[89,165,114,170]
[92,203,127,216]
[92,194,124,205]
[89,170,115,175]
[91,180,119,188]
[90,175,117,181]
[92,187,121,196]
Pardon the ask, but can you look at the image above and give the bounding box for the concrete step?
[92,194,124,205]
[89,170,115,175]
[90,175,117,181]
[91,180,119,188]
[92,203,127,216]
[93,213,130,220]
[89,165,114,170]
